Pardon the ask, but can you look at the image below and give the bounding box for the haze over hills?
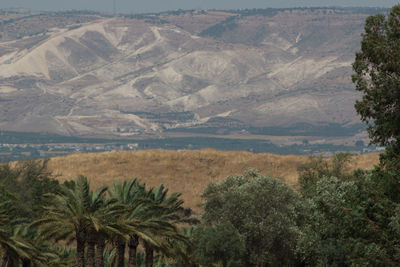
[0,8,385,141]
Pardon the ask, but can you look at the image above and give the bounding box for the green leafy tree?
[352,4,400,204]
[352,5,400,146]
[298,153,353,196]
[192,223,245,267]
[0,160,60,220]
[297,174,400,266]
[201,170,304,266]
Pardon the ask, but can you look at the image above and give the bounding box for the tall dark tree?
[0,160,60,220]
[353,5,400,202]
[352,5,400,146]
[192,223,245,267]
[297,167,400,266]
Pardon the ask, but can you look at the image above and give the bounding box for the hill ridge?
[46,149,380,211]
[0,8,370,141]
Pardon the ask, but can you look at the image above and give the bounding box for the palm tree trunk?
[5,257,13,267]
[76,229,86,267]
[86,241,96,267]
[22,259,30,267]
[145,245,154,267]
[0,256,7,267]
[115,237,126,267]
[86,228,97,267]
[128,234,139,267]
[95,236,106,267]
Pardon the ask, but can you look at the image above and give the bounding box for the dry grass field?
[46,149,380,212]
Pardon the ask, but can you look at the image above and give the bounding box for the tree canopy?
[353,5,400,146]
[200,169,304,266]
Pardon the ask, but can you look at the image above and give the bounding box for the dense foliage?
[198,169,304,266]
[297,155,400,266]
[0,160,60,220]
[353,5,400,146]
[0,162,194,267]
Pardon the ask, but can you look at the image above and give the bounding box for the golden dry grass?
[46,149,380,212]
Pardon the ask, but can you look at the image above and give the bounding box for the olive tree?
[200,170,304,266]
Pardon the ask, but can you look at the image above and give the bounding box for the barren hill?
[0,8,383,139]
[46,149,380,211]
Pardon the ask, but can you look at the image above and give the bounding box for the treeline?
[1,150,400,266]
[0,160,196,266]
[197,150,400,266]
[230,7,389,17]
[0,131,110,145]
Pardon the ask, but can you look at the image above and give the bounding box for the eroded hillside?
[0,8,383,138]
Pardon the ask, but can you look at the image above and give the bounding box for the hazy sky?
[1,0,399,14]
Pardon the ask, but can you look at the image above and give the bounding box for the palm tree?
[109,179,158,267]
[157,227,197,267]
[142,184,195,267]
[109,179,185,267]
[8,224,65,267]
[45,246,76,267]
[86,195,128,267]
[0,202,36,267]
[102,248,116,267]
[108,179,139,267]
[33,175,110,267]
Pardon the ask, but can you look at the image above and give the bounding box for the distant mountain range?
[0,8,386,138]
